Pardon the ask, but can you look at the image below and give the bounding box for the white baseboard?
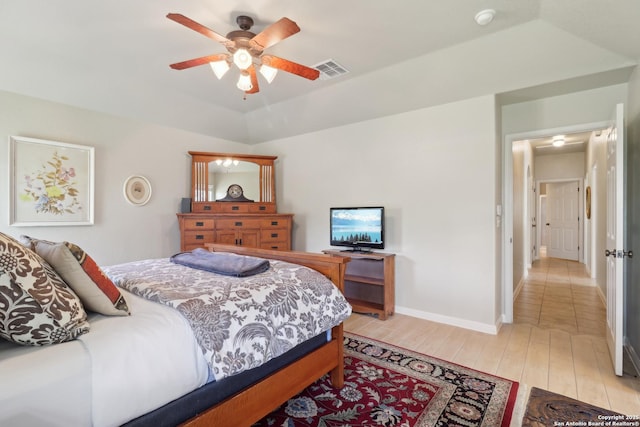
[513,276,525,301]
[395,305,499,335]
[596,284,606,307]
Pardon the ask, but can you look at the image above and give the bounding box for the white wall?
[502,84,628,136]
[512,141,526,291]
[0,89,502,332]
[0,90,248,265]
[2,81,631,334]
[584,133,608,293]
[256,95,501,331]
[535,152,585,180]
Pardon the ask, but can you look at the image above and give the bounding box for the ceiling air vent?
[313,59,349,80]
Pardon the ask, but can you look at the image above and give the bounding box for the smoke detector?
[475,9,496,26]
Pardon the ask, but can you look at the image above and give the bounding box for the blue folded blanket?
[170,248,270,277]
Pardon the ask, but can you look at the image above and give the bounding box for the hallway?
[514,252,605,336]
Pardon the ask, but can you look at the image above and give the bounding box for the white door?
[606,103,626,376]
[540,196,548,247]
[546,181,580,260]
[528,169,536,263]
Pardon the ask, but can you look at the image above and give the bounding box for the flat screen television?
[330,206,385,252]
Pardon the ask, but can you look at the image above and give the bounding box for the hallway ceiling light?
[552,135,565,147]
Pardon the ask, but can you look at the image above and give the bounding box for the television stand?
[323,250,395,320]
[340,248,373,254]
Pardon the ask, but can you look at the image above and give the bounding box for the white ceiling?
[529,131,594,155]
[1,1,638,144]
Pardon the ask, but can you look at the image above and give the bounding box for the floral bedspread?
[103,258,352,381]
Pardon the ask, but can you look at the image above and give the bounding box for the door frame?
[502,120,609,323]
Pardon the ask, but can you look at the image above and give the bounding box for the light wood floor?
[343,254,640,418]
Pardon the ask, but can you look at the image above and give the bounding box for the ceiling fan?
[167,13,320,95]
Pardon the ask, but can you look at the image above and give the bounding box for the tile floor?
[514,252,606,337]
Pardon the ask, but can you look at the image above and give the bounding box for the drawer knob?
[235,221,243,226]
[195,235,204,240]
[203,205,211,211]
[232,206,239,211]
[195,221,204,227]
[271,221,278,226]
[271,233,278,238]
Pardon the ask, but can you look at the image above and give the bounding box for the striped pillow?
[22,236,130,316]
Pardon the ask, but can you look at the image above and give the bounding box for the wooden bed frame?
[180,244,351,427]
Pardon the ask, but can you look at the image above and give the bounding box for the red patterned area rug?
[254,333,519,426]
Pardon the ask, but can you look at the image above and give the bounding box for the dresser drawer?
[178,212,293,252]
[184,230,215,244]
[215,218,262,229]
[259,242,290,250]
[183,218,214,230]
[259,229,288,243]
[259,218,291,229]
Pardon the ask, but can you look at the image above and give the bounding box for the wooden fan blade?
[167,13,235,49]
[170,53,230,70]
[261,55,320,80]
[246,65,260,94]
[249,18,300,51]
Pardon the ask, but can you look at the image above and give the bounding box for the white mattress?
[0,289,210,427]
[0,333,91,427]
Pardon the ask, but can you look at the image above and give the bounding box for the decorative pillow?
[21,236,130,316]
[0,232,90,346]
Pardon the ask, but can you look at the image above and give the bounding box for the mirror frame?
[188,151,278,213]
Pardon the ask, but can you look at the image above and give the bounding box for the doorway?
[502,121,610,324]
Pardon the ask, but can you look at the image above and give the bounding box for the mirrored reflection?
[207,160,259,201]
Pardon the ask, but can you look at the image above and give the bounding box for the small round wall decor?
[123,175,152,206]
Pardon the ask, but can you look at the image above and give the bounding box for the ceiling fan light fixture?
[259,64,278,84]
[167,13,319,96]
[233,48,253,70]
[236,72,253,91]
[210,59,230,79]
[552,135,565,147]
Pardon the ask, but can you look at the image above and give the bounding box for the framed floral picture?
[9,136,95,226]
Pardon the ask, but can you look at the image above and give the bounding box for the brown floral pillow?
[0,232,90,346]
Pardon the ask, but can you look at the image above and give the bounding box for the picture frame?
[586,186,591,219]
[123,175,152,206]
[9,136,95,226]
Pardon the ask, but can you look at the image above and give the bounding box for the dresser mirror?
[188,151,277,213]
[209,160,259,201]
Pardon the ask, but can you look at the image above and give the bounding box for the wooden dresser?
[177,151,293,252]
[178,213,292,252]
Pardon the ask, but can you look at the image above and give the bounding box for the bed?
[0,233,351,427]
